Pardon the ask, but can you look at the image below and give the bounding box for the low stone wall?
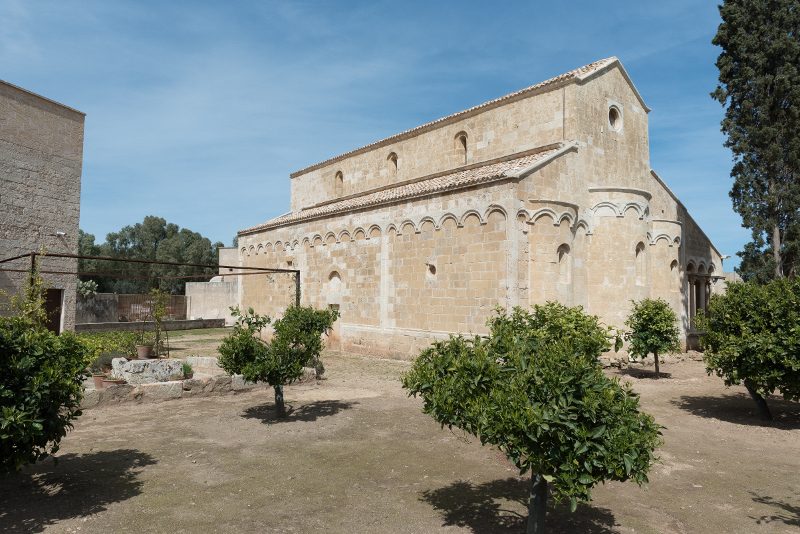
[75,318,226,333]
[111,358,184,384]
[81,369,317,410]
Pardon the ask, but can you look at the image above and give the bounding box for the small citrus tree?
[401,303,662,533]
[624,298,681,378]
[217,305,338,417]
[0,264,92,476]
[697,278,800,420]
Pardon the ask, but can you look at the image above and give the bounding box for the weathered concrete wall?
[76,293,119,323]
[0,79,85,332]
[186,280,238,325]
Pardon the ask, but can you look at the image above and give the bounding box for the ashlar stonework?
[0,79,85,332]
[237,57,723,358]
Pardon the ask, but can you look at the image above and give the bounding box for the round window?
[608,106,622,131]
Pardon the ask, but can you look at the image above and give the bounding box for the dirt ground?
[1,335,799,533]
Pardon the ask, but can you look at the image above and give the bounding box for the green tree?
[0,267,92,476]
[78,217,225,294]
[401,304,662,533]
[712,0,800,281]
[624,298,681,379]
[217,305,338,417]
[697,278,800,420]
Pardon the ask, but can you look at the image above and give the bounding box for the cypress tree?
[712,0,800,282]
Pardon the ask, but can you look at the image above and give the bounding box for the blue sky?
[1,1,747,270]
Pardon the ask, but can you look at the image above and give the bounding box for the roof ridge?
[289,57,616,179]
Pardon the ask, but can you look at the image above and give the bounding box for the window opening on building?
[426,262,437,279]
[455,132,468,165]
[557,244,571,284]
[635,242,645,286]
[387,152,398,178]
[328,271,341,294]
[334,171,344,196]
[609,105,622,132]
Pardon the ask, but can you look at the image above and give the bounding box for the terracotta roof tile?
[242,149,560,234]
[290,57,615,178]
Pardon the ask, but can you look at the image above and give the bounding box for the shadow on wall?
[0,449,157,532]
[242,399,357,425]
[419,477,619,534]
[670,392,800,429]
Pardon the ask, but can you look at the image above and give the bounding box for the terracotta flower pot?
[102,378,125,387]
[135,344,153,359]
[169,377,185,381]
[92,374,106,389]
[184,373,194,379]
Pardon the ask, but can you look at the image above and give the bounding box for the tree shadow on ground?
[750,492,800,527]
[419,477,618,534]
[616,368,673,380]
[669,393,800,428]
[0,449,156,533]
[242,399,357,424]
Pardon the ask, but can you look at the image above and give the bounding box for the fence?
[76,293,188,324]
[118,294,188,322]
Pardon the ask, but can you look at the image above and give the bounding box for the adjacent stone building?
[237,57,723,358]
[0,79,85,332]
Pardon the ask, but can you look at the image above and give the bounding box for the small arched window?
[557,244,571,284]
[455,132,468,165]
[328,271,341,294]
[635,242,646,286]
[387,152,398,179]
[334,171,343,196]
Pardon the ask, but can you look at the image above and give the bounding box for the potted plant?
[88,352,115,389]
[183,361,194,379]
[134,329,154,359]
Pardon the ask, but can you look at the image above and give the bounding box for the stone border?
[81,369,316,409]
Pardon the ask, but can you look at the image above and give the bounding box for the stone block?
[111,358,184,384]
[81,389,100,408]
[181,378,205,395]
[205,375,232,394]
[102,384,138,404]
[142,381,182,400]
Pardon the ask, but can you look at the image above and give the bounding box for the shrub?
[401,303,662,533]
[624,298,681,378]
[1,317,92,476]
[218,305,338,416]
[697,278,800,420]
[77,331,137,360]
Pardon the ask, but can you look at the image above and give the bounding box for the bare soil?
[2,337,799,533]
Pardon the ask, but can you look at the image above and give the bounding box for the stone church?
[237,57,722,358]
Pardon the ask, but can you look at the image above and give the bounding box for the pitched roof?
[241,147,562,235]
[290,57,617,179]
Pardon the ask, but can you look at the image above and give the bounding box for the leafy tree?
[217,305,339,417]
[624,298,681,378]
[697,278,800,420]
[78,217,225,294]
[712,0,800,281]
[0,267,92,477]
[401,304,662,533]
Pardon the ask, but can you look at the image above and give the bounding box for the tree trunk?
[654,351,660,379]
[773,222,783,279]
[274,385,286,417]
[744,379,773,420]
[527,472,547,534]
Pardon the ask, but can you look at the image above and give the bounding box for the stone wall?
[0,79,85,332]
[76,293,119,324]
